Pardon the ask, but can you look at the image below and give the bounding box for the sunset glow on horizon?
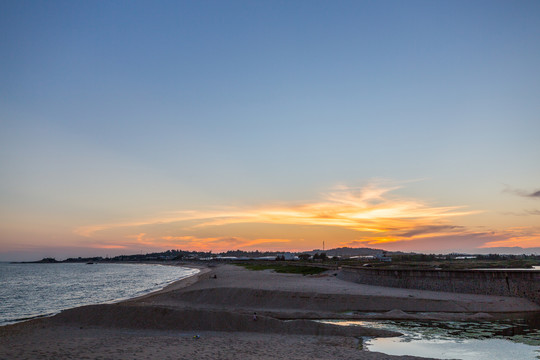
[1,1,539,260]
[65,182,536,255]
[70,183,481,250]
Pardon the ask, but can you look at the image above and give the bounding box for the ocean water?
[0,262,198,326]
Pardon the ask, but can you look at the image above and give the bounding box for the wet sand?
[1,264,538,359]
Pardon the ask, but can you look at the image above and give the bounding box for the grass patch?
[237,263,328,275]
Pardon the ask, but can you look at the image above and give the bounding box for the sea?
[0,262,198,326]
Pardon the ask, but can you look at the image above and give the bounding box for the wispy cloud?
[119,234,292,252]
[503,209,540,216]
[480,227,540,249]
[394,225,463,238]
[69,182,540,252]
[339,232,493,252]
[503,186,540,199]
[74,211,207,237]
[90,244,128,249]
[74,182,477,248]
[339,229,540,253]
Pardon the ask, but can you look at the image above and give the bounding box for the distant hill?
[474,247,540,255]
[23,247,419,263]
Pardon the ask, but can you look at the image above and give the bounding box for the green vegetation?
[237,263,328,275]
[337,256,540,270]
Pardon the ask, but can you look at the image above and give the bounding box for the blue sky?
[1,0,539,260]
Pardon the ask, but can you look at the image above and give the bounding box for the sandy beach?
[1,264,539,359]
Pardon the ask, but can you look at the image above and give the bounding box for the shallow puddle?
[323,316,540,360]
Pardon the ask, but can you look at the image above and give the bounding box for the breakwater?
[338,266,540,306]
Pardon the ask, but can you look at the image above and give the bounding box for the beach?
[1,264,539,359]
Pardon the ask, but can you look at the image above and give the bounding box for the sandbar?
[1,263,538,359]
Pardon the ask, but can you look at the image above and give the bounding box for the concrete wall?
[338,266,540,305]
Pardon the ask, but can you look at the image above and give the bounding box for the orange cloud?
[68,182,540,252]
[122,234,292,252]
[75,183,476,241]
[89,244,128,249]
[480,227,540,248]
[186,185,474,233]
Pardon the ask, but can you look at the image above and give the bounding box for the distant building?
[257,256,278,260]
[350,255,376,260]
[277,252,298,261]
[375,252,392,262]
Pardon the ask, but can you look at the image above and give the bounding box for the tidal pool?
[324,315,540,360]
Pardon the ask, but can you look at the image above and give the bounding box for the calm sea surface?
[0,262,198,326]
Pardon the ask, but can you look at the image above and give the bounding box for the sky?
[1,0,540,261]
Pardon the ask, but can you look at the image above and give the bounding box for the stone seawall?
[338,266,540,306]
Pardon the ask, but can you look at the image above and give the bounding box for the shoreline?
[0,262,201,327]
[114,262,207,303]
[2,263,539,359]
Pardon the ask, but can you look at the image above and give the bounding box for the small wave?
[0,263,199,326]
